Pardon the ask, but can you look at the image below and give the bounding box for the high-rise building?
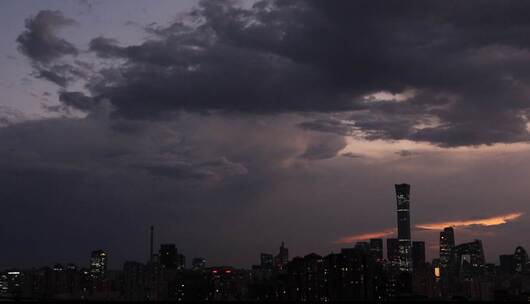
[387,238,399,265]
[412,241,425,269]
[395,183,412,272]
[513,246,528,273]
[499,254,515,273]
[355,241,370,253]
[453,240,485,278]
[159,244,177,269]
[123,261,146,301]
[260,253,274,270]
[90,250,108,280]
[369,238,384,261]
[274,242,289,271]
[176,253,186,270]
[192,258,206,270]
[439,227,455,274]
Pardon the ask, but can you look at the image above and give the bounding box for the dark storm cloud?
[17,10,77,64]
[59,91,102,111]
[16,10,86,89]
[139,157,247,181]
[298,118,355,136]
[16,1,530,147]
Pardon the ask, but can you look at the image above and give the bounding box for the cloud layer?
[16,0,530,147]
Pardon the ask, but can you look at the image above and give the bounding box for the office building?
[192,258,206,270]
[90,250,108,280]
[395,183,412,272]
[369,238,384,261]
[260,253,274,270]
[159,244,177,269]
[412,241,425,269]
[274,242,289,271]
[387,238,399,265]
[439,227,455,274]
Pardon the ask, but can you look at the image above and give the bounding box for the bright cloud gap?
[334,212,523,244]
[415,212,523,231]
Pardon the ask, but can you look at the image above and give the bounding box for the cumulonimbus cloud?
[18,1,530,147]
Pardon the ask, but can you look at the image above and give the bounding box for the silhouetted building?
[387,238,399,265]
[177,253,186,270]
[453,240,485,278]
[192,258,206,270]
[439,227,455,275]
[395,184,412,272]
[355,241,370,253]
[412,241,425,269]
[514,246,528,273]
[370,239,384,261]
[260,254,274,270]
[500,254,516,274]
[275,242,289,271]
[159,244,177,269]
[123,261,146,301]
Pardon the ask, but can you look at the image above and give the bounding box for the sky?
[2,0,530,269]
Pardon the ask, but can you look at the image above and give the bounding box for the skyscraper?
[192,257,206,270]
[387,238,399,265]
[176,253,186,270]
[260,253,274,270]
[159,244,177,269]
[439,227,455,274]
[412,241,425,269]
[369,238,384,261]
[513,246,528,273]
[90,250,108,280]
[453,239,485,278]
[354,241,370,253]
[499,254,515,273]
[274,242,289,271]
[395,183,412,272]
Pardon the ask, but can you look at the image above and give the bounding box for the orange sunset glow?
[334,229,396,244]
[415,212,523,230]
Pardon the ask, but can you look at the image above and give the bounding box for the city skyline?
[0,183,526,271]
[2,183,530,300]
[3,0,530,276]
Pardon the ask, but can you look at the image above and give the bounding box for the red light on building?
[225,269,232,274]
[212,269,218,274]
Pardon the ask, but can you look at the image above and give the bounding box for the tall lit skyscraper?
[90,250,108,280]
[439,227,455,274]
[395,183,412,272]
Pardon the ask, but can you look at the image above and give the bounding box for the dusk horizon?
[3,0,530,301]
